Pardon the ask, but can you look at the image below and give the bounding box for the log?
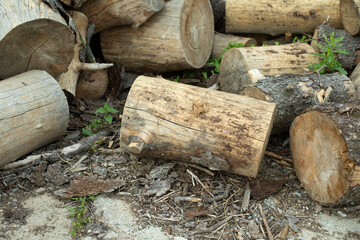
[80,0,165,33]
[0,70,69,168]
[350,62,360,99]
[311,24,360,70]
[340,0,360,35]
[59,0,88,8]
[120,76,276,178]
[290,102,360,205]
[210,0,226,24]
[211,32,257,59]
[101,0,214,73]
[242,73,356,134]
[218,43,317,94]
[225,0,343,35]
[0,0,74,79]
[75,70,109,100]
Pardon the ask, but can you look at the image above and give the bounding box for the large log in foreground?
[0,70,69,168]
[101,0,214,73]
[0,0,74,79]
[80,0,165,33]
[242,73,356,135]
[290,102,360,205]
[219,43,317,94]
[120,76,276,178]
[340,0,360,35]
[226,0,343,35]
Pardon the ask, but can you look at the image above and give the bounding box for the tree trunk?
[80,0,165,33]
[219,43,317,94]
[211,32,257,59]
[311,24,360,70]
[101,0,214,73]
[242,73,356,134]
[290,102,360,205]
[120,76,276,178]
[0,0,74,79]
[226,0,343,35]
[0,70,69,167]
[340,0,360,35]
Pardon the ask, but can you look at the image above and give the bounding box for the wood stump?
[242,73,356,134]
[0,0,74,79]
[290,102,360,205]
[226,0,343,35]
[101,0,214,73]
[120,76,276,178]
[211,32,257,59]
[219,43,317,94]
[80,0,165,33]
[0,70,69,167]
[340,0,360,35]
[350,62,360,99]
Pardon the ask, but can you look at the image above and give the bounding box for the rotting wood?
[80,0,165,33]
[340,0,360,35]
[290,102,360,205]
[0,70,69,168]
[120,76,276,178]
[101,0,214,73]
[0,0,74,79]
[226,0,343,35]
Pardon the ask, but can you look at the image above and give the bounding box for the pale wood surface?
[340,0,360,35]
[120,76,276,178]
[80,0,165,33]
[0,0,74,79]
[219,43,317,94]
[226,0,343,35]
[0,70,69,167]
[290,102,360,205]
[211,32,257,59]
[242,73,356,134]
[350,62,360,99]
[101,0,214,73]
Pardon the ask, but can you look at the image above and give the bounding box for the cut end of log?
[340,0,360,35]
[290,111,355,204]
[180,0,214,68]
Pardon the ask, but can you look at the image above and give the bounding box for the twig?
[259,205,274,240]
[187,163,215,176]
[203,184,231,203]
[265,151,293,164]
[187,169,214,197]
[173,196,202,202]
[277,223,289,240]
[281,65,326,84]
[193,216,234,234]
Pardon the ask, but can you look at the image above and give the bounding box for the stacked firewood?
[0,0,359,206]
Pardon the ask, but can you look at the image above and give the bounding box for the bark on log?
[340,0,360,35]
[242,73,356,135]
[76,70,109,100]
[211,32,257,59]
[0,0,74,79]
[350,62,360,99]
[0,70,69,168]
[290,102,360,205]
[311,24,360,70]
[226,0,343,35]
[219,43,317,94]
[210,0,226,24]
[101,0,214,73]
[120,76,276,178]
[80,0,165,33]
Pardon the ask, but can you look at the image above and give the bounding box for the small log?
[75,70,109,100]
[0,0,74,79]
[211,32,257,59]
[120,76,276,178]
[0,70,69,168]
[219,43,317,94]
[311,24,360,70]
[226,0,343,35]
[101,0,214,73]
[290,102,360,205]
[242,73,356,134]
[80,0,165,33]
[350,62,360,99]
[340,0,360,35]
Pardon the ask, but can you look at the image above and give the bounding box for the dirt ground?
[1,97,360,240]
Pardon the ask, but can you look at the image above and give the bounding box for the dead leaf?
[249,179,285,200]
[184,206,208,219]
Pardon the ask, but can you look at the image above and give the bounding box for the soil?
[1,96,360,240]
